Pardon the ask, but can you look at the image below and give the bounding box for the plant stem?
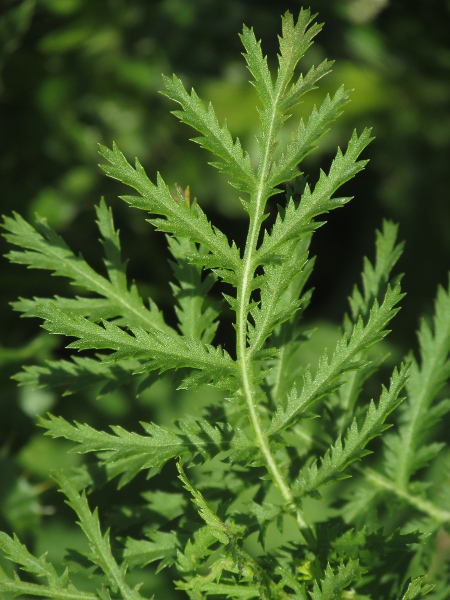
[236,96,308,530]
[363,468,450,525]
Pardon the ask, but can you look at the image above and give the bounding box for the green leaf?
[238,10,333,204]
[14,356,141,397]
[161,75,256,195]
[39,414,257,487]
[398,577,435,599]
[33,302,238,391]
[269,86,352,188]
[176,556,261,599]
[52,471,143,600]
[347,220,404,325]
[124,530,180,572]
[176,525,218,575]
[309,560,365,600]
[95,198,129,295]
[383,280,450,487]
[280,59,333,114]
[2,202,170,334]
[177,462,276,598]
[248,241,309,355]
[294,363,410,497]
[0,532,85,598]
[334,220,404,430]
[167,234,221,343]
[276,10,323,99]
[258,129,374,264]
[265,232,315,404]
[2,6,446,597]
[348,281,450,529]
[330,526,421,563]
[99,142,241,276]
[270,282,404,435]
[0,516,141,599]
[177,460,230,545]
[246,501,284,547]
[239,24,274,112]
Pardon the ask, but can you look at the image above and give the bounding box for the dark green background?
[1,0,449,596]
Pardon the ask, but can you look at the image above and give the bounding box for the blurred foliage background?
[1,0,449,596]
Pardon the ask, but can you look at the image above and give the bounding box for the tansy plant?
[1,8,449,600]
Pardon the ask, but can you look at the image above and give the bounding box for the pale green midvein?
[271,346,285,401]
[0,582,97,600]
[50,247,171,335]
[394,378,428,489]
[294,429,450,525]
[393,342,445,490]
[236,82,307,529]
[364,468,450,525]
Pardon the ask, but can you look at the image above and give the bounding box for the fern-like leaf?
[269,86,352,188]
[239,24,273,112]
[276,9,323,98]
[39,414,257,487]
[264,230,315,405]
[240,10,332,131]
[2,202,170,333]
[167,233,221,343]
[99,143,241,276]
[161,75,256,195]
[33,302,238,391]
[0,473,144,600]
[2,6,445,598]
[14,356,142,397]
[0,532,96,599]
[309,560,365,599]
[383,280,450,488]
[270,282,404,435]
[398,577,435,599]
[124,530,180,573]
[343,281,450,529]
[331,220,404,435]
[248,241,309,355]
[176,461,273,599]
[346,220,404,325]
[294,363,410,497]
[258,128,373,264]
[53,471,143,599]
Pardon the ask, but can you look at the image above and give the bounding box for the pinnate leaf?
[99,142,241,275]
[309,560,365,599]
[294,363,410,497]
[270,282,404,434]
[161,75,256,195]
[39,414,258,486]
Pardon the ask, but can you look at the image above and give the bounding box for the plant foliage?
[1,8,449,599]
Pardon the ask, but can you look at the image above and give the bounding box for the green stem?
[363,468,450,525]
[236,96,308,530]
[394,370,436,490]
[0,581,97,599]
[291,427,450,526]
